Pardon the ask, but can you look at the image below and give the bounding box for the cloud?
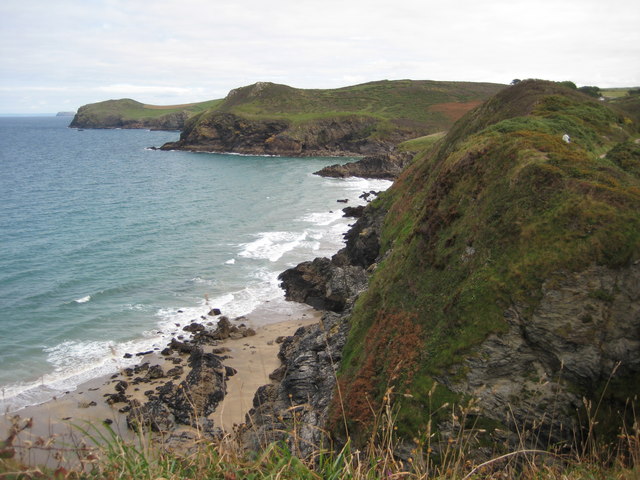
[0,0,638,112]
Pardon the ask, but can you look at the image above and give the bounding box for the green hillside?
[214,80,501,123]
[69,98,222,129]
[163,80,505,155]
[336,80,640,446]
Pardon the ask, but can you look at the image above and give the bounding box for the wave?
[74,295,91,303]
[238,230,311,262]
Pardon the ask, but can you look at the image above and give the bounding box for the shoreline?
[1,302,321,466]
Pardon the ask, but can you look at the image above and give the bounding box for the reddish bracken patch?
[429,101,482,122]
[333,310,424,431]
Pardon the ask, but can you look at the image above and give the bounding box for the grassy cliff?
[69,98,222,129]
[336,80,640,447]
[163,80,505,155]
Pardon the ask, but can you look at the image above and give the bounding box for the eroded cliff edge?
[242,79,640,459]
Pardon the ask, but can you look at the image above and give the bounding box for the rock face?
[242,310,351,458]
[278,258,368,312]
[314,153,411,180]
[161,112,389,156]
[439,263,640,445]
[278,203,386,311]
[332,80,640,454]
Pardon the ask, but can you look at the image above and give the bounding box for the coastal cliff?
[160,80,504,156]
[244,80,640,458]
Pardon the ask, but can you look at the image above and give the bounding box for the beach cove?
[0,116,391,463]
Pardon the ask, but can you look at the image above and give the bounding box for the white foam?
[238,231,309,262]
[75,295,91,303]
[225,258,236,265]
[301,210,342,226]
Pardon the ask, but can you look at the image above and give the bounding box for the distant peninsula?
[56,111,76,116]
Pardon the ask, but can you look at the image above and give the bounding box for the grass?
[398,132,446,154]
[82,98,222,120]
[2,386,639,479]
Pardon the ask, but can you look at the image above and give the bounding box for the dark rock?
[135,350,154,357]
[278,257,368,312]
[183,322,206,333]
[314,153,410,180]
[342,205,365,218]
[146,365,165,380]
[169,338,200,354]
[269,365,287,382]
[105,392,128,405]
[336,199,348,203]
[335,203,387,269]
[166,366,184,377]
[123,353,132,359]
[210,316,233,340]
[208,308,222,316]
[133,362,150,374]
[127,399,175,432]
[211,347,231,354]
[243,311,351,457]
[114,380,128,393]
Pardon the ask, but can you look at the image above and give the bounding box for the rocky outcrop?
[314,153,411,180]
[439,263,640,446]
[161,112,391,156]
[278,257,368,312]
[125,348,231,432]
[278,203,387,311]
[108,315,253,435]
[242,310,351,457]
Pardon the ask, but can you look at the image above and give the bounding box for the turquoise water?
[0,116,390,411]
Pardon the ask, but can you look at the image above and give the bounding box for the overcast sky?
[1,0,638,113]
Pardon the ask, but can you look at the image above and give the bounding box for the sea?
[0,115,391,413]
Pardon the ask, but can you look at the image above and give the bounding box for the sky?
[1,0,639,113]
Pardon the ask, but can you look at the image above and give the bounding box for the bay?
[0,116,390,411]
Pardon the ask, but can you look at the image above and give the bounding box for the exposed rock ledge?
[313,153,412,180]
[439,262,640,447]
[160,112,395,157]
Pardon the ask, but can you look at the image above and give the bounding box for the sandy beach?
[1,304,320,467]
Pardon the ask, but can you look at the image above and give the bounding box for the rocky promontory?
[313,153,412,179]
[69,98,220,130]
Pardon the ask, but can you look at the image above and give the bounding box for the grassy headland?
[69,98,222,129]
[162,80,505,155]
[337,79,640,450]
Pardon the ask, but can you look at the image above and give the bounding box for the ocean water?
[0,116,390,412]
